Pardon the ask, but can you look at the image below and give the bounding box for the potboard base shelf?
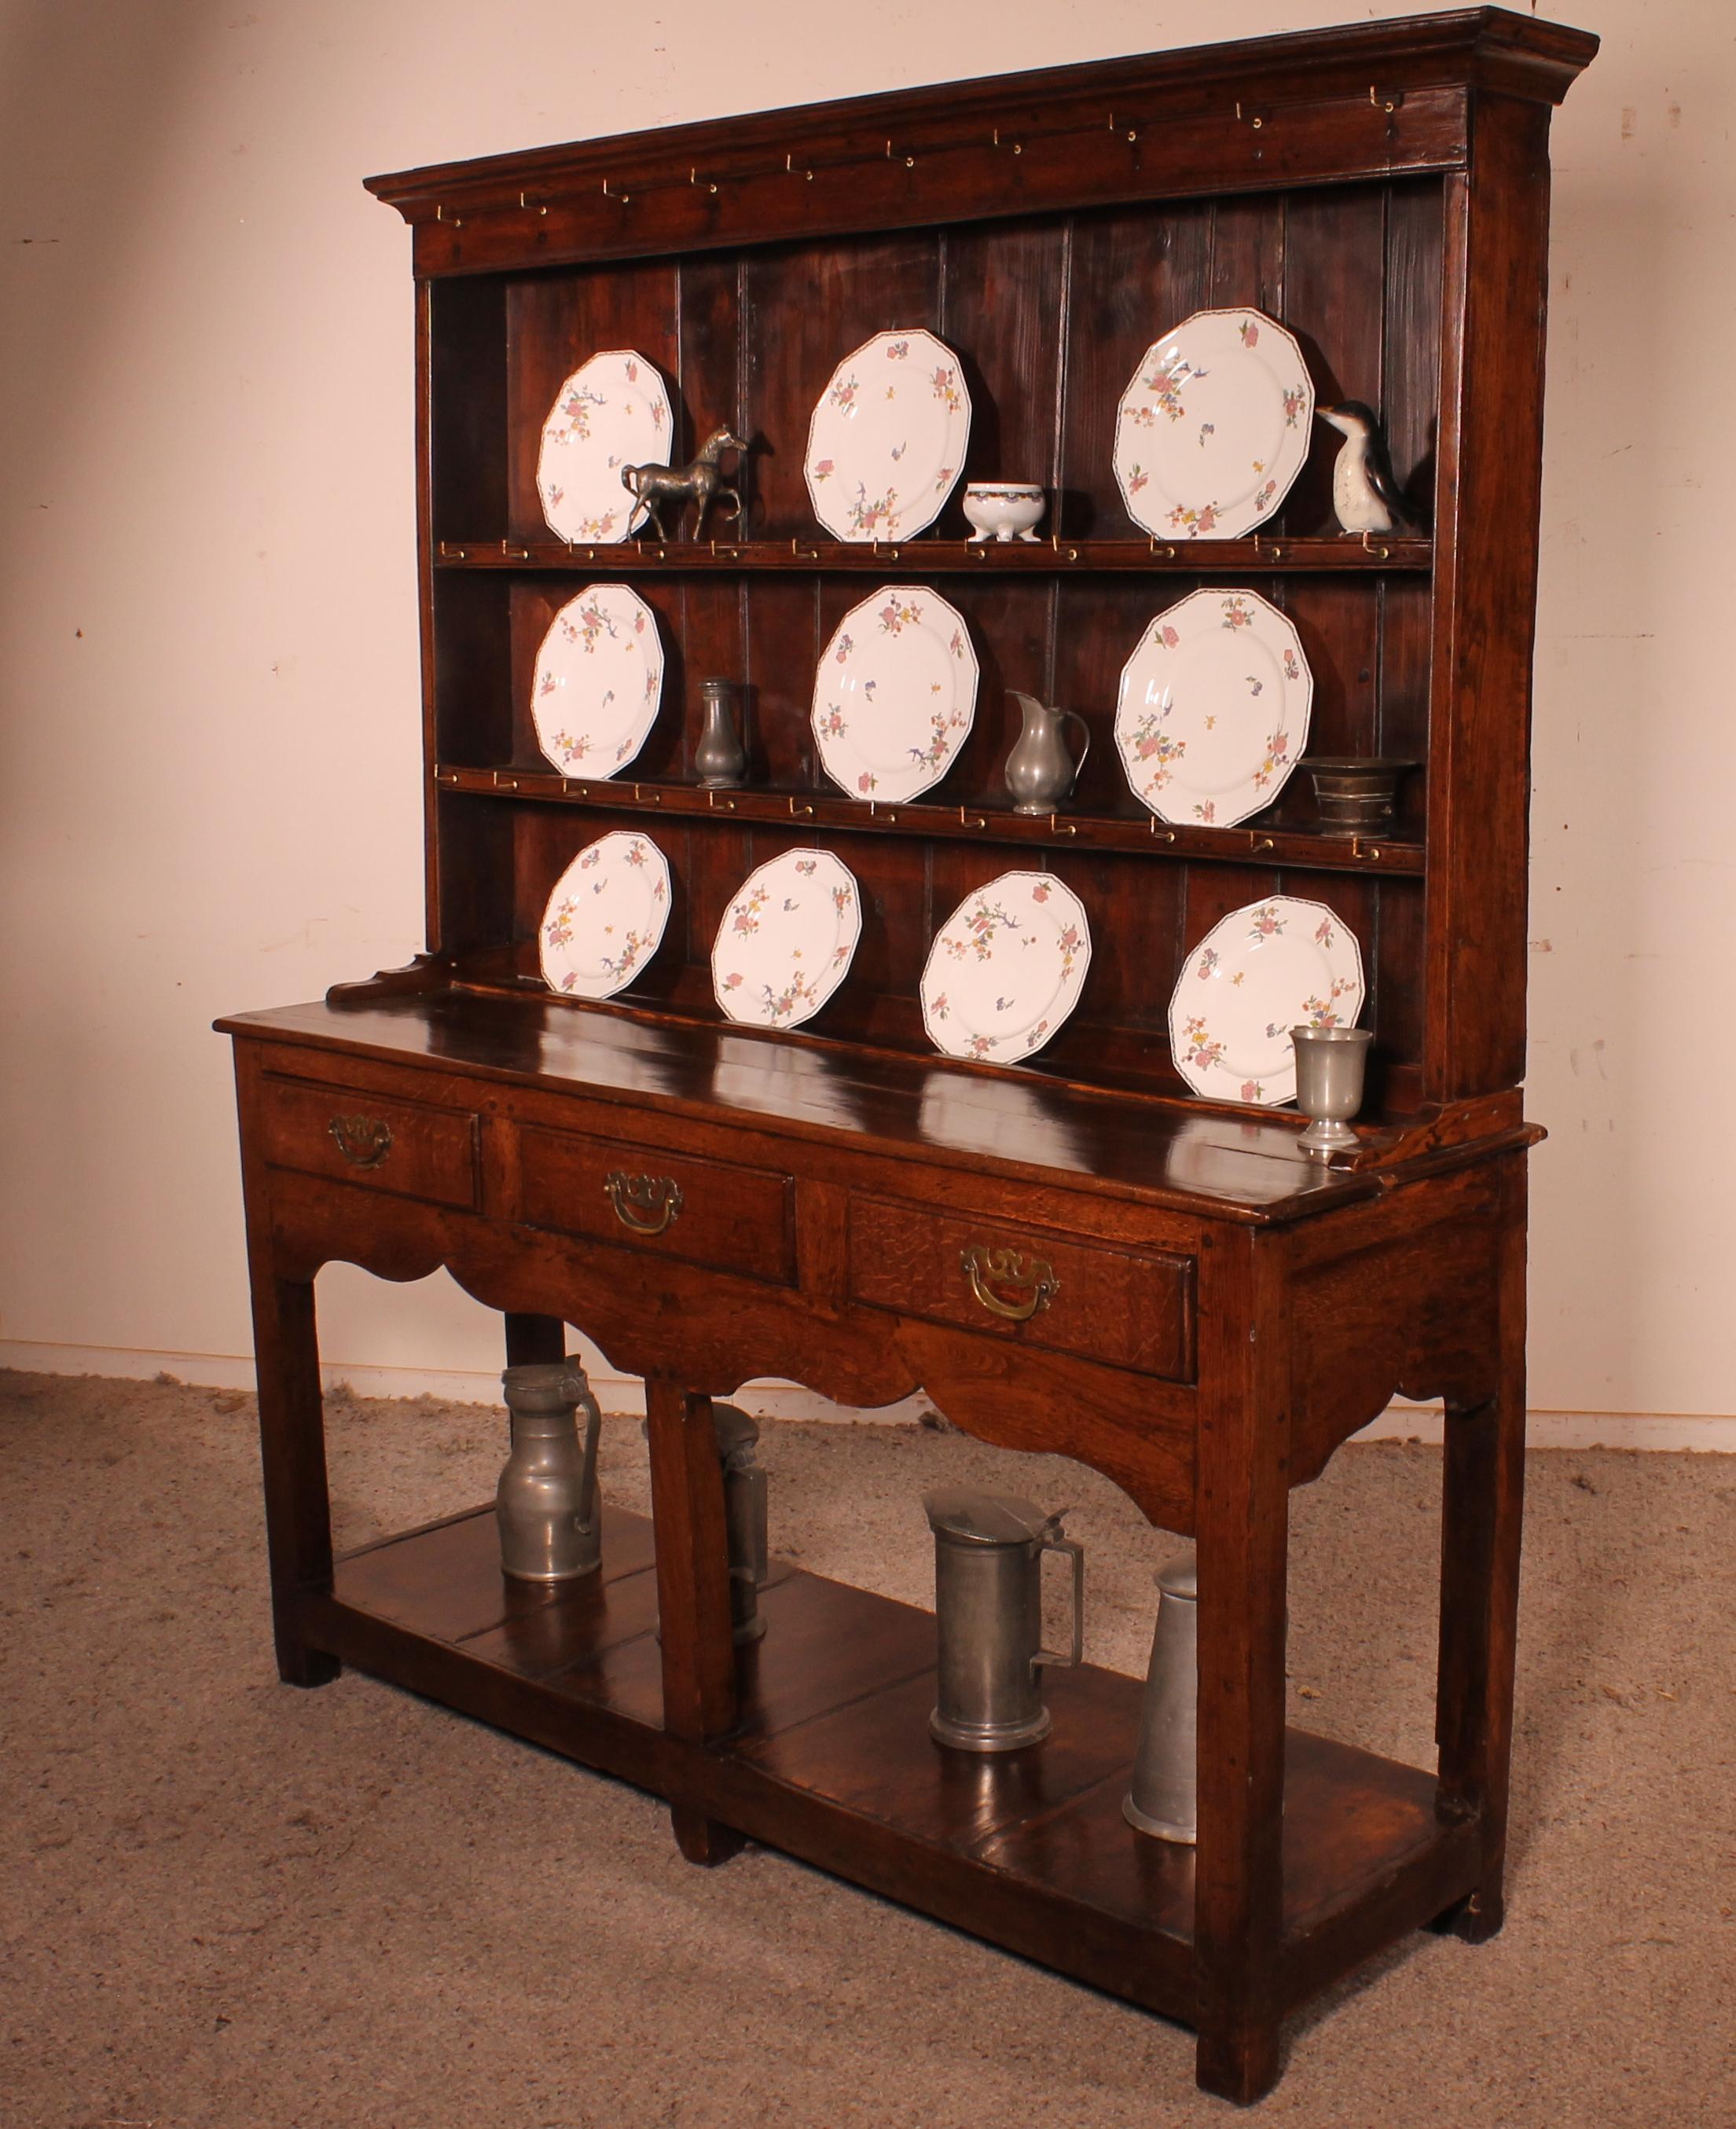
[304,1503,1478,2032]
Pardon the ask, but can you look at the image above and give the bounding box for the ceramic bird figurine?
[1316,402,1419,534]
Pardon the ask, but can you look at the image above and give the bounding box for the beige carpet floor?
[2,1366,1732,2127]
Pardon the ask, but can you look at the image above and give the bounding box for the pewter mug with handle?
[923,1486,1085,1751]
[496,1356,604,1581]
[1004,692,1092,816]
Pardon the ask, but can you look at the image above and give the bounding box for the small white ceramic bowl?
[963,483,1046,543]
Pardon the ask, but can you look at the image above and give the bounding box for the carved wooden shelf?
[435,535,1432,574]
[433,764,1424,874]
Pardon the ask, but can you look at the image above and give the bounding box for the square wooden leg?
[504,1312,570,1367]
[644,1381,743,1866]
[1192,1232,1289,2104]
[1435,1162,1528,1942]
[249,1269,340,1689]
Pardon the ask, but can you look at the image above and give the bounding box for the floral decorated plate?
[711,850,862,1030]
[1168,895,1364,1107]
[812,584,979,802]
[920,871,1092,1065]
[537,349,673,543]
[538,831,671,1000]
[530,585,665,777]
[805,329,971,542]
[1115,587,1312,827]
[1114,307,1312,541]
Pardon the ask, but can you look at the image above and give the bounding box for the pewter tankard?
[923,1488,1084,1752]
[495,1356,603,1581]
[1124,1549,1198,1842]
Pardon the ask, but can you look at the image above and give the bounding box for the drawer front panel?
[519,1125,795,1286]
[259,1075,480,1209]
[846,1195,1195,1382]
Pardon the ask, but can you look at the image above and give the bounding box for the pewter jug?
[713,1402,770,1643]
[695,677,748,788]
[1124,1550,1198,1842]
[495,1356,603,1581]
[1004,692,1092,816]
[923,1487,1084,1751]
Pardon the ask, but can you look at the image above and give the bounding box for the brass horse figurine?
[621,427,751,541]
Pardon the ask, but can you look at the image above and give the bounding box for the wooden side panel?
[1425,103,1555,1099]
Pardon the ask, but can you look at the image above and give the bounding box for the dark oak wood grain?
[223,13,1591,2105]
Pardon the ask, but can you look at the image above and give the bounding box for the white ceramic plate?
[537,349,673,543]
[805,330,971,541]
[812,584,979,802]
[530,585,666,777]
[711,850,862,1029]
[1113,307,1313,540]
[920,871,1092,1064]
[538,831,672,1000]
[1168,895,1364,1107]
[1115,587,1312,826]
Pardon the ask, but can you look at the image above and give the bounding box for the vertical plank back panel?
[934,217,1070,537]
[1060,202,1213,536]
[505,266,681,542]
[743,237,941,540]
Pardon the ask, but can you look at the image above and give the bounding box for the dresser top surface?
[218,989,1443,1222]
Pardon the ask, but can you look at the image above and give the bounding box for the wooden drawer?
[846,1194,1195,1382]
[259,1074,480,1209]
[519,1124,795,1286]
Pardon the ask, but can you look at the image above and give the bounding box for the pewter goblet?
[1291,1024,1372,1153]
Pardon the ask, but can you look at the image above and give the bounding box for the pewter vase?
[495,1357,603,1581]
[695,678,748,788]
[1004,692,1092,816]
[645,1402,772,1644]
[1124,1550,1198,1843]
[714,1402,771,1643]
[923,1487,1084,1752]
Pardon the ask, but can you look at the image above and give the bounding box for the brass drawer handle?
[960,1243,1059,1323]
[604,1169,684,1236]
[328,1114,394,1169]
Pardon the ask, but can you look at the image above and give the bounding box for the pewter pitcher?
[923,1487,1084,1751]
[1004,692,1092,816]
[495,1357,603,1581]
[1124,1550,1198,1842]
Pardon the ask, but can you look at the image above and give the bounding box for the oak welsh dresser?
[219,10,1596,2101]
